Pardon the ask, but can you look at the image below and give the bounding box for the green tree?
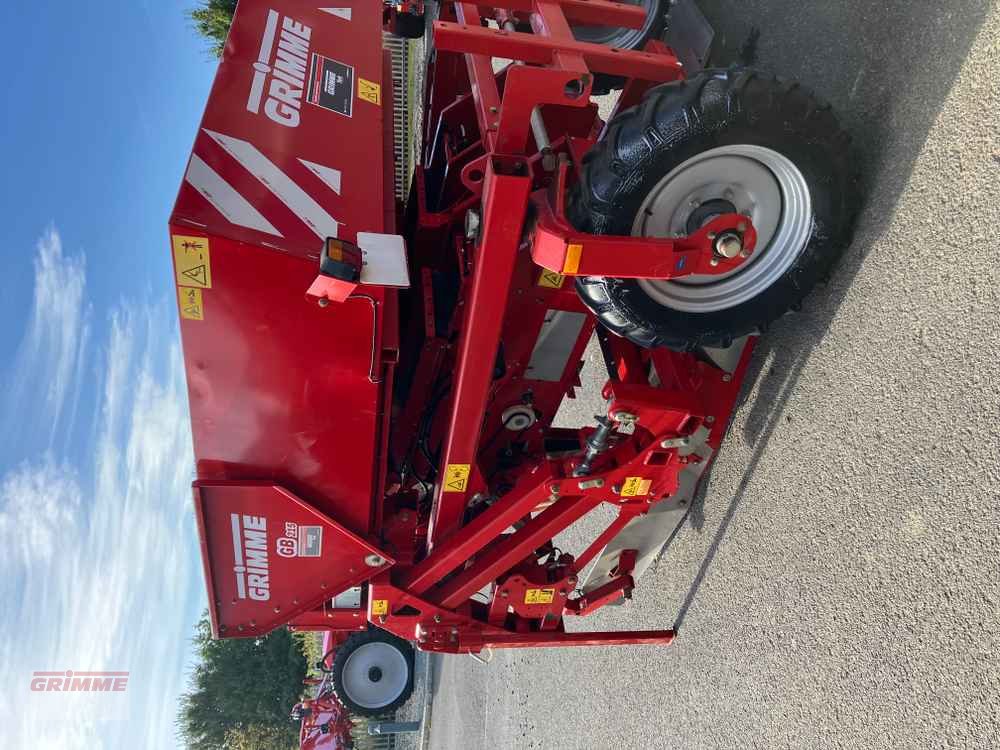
[189,0,238,57]
[177,614,307,750]
[224,723,298,750]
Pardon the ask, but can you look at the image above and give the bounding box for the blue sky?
[0,2,217,748]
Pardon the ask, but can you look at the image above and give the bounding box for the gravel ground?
[424,1,1000,748]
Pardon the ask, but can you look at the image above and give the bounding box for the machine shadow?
[667,0,991,632]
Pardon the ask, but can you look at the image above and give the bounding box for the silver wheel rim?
[571,0,656,48]
[341,642,409,709]
[631,144,812,314]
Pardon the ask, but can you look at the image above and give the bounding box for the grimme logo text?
[31,670,129,692]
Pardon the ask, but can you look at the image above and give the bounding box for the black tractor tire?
[568,68,859,351]
[331,629,415,717]
[392,11,425,39]
[570,0,668,94]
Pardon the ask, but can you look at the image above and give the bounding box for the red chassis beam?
[433,20,683,81]
[472,0,647,29]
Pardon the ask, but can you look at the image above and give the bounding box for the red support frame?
[367,0,760,653]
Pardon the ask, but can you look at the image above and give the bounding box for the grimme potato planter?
[170,0,856,716]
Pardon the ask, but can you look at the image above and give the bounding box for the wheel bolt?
[714,232,743,259]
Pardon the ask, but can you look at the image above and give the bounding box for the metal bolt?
[434,614,442,623]
[273,606,281,613]
[710,258,720,267]
[612,483,622,494]
[740,249,751,258]
[707,231,717,240]
[612,411,638,424]
[549,484,561,496]
[722,373,732,382]
[365,554,386,567]
[706,415,716,424]
[317,298,330,308]
[714,232,743,259]
[501,590,509,598]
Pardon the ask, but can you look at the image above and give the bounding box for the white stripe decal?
[319,8,352,21]
[299,158,342,195]
[185,154,282,237]
[205,129,341,239]
[248,9,280,113]
[230,514,247,600]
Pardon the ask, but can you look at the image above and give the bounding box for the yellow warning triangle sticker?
[182,265,209,287]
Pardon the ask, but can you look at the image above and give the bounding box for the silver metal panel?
[580,426,715,598]
[525,310,587,382]
[333,586,363,609]
[700,335,752,373]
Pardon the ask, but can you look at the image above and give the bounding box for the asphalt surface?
[425,2,1000,748]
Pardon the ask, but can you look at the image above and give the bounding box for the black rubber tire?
[332,629,415,717]
[571,0,668,94]
[569,68,859,351]
[392,11,425,39]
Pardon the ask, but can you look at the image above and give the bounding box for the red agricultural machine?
[171,0,855,717]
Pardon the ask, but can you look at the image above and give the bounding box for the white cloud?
[0,459,81,568]
[0,230,200,750]
[3,227,91,447]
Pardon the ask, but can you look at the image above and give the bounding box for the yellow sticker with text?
[537,270,565,289]
[172,235,213,289]
[178,287,204,321]
[443,464,471,493]
[621,476,652,497]
[524,588,555,605]
[371,599,389,616]
[358,78,381,106]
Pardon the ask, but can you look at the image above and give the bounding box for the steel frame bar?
[565,575,635,616]
[474,630,676,649]
[402,464,556,595]
[433,20,684,81]
[454,4,503,152]
[469,0,647,28]
[427,162,533,547]
[573,507,643,572]
[432,492,604,609]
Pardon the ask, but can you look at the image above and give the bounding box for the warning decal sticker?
[358,78,381,106]
[371,599,389,616]
[178,287,204,321]
[172,235,212,288]
[307,53,354,117]
[525,588,555,605]
[443,464,471,493]
[537,270,565,289]
[621,477,652,497]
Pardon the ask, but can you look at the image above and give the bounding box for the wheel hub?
[631,144,813,313]
[341,641,409,710]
